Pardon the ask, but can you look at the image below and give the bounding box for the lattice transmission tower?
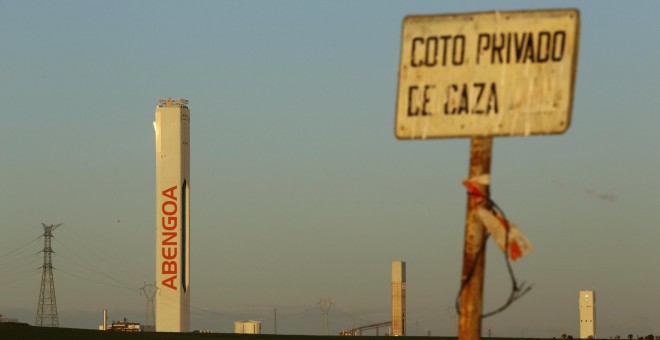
[35,223,61,327]
[139,282,158,332]
[317,298,334,335]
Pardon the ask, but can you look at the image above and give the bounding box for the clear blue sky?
[1,0,658,337]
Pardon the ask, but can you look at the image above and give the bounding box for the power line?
[57,224,147,282]
[0,235,41,262]
[0,224,42,251]
[52,238,136,289]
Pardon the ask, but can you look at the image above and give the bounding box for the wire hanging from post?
[455,191,532,319]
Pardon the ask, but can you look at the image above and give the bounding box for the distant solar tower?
[579,290,596,339]
[154,98,191,332]
[391,261,406,336]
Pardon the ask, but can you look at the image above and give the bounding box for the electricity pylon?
[317,298,334,335]
[139,282,158,331]
[35,223,61,327]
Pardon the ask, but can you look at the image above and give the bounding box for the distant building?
[192,329,215,333]
[392,261,406,336]
[234,320,262,334]
[106,318,141,332]
[579,290,596,339]
[0,314,19,323]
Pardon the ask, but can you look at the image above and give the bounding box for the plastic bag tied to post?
[462,176,533,261]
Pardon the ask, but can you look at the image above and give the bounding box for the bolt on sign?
[395,9,580,139]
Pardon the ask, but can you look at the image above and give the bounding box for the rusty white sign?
[395,9,580,139]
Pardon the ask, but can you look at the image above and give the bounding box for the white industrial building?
[235,320,262,334]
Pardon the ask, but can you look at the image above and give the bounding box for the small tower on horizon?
[391,261,406,336]
[579,290,596,339]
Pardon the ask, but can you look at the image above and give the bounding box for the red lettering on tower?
[159,185,179,291]
[162,186,177,200]
[162,275,177,290]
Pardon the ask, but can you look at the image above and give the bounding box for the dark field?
[0,323,440,340]
[0,323,559,340]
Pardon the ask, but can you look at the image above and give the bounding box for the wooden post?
[458,137,493,340]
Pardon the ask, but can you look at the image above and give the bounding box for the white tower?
[154,98,191,332]
[579,290,595,339]
[391,261,406,336]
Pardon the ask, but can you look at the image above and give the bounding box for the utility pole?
[273,308,277,334]
[458,137,492,340]
[139,282,158,332]
[35,223,61,327]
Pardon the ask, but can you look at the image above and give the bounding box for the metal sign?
[395,9,580,139]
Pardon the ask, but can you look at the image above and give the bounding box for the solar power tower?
[154,98,191,332]
[579,290,596,339]
[391,261,406,336]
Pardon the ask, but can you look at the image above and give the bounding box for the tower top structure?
[158,98,188,108]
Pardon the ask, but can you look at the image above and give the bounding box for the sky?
[1,0,659,337]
